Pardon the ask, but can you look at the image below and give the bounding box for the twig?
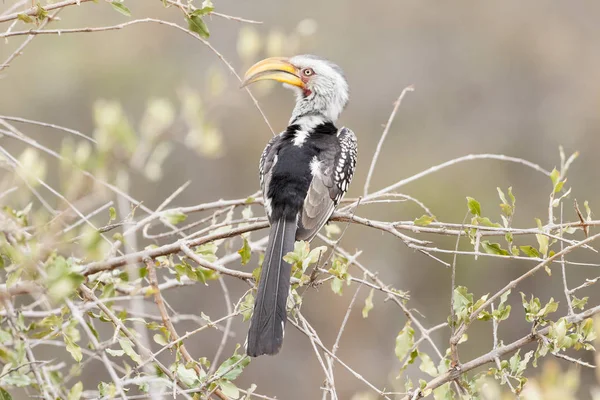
[0,115,96,143]
[363,85,414,196]
[360,153,552,206]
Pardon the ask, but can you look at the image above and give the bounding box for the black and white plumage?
[241,55,357,357]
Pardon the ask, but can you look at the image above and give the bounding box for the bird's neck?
[290,93,344,125]
[288,114,331,132]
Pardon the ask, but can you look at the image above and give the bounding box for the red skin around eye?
[300,73,313,96]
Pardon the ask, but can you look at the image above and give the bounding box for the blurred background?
[2,0,600,399]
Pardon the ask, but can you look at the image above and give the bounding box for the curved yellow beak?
[241,57,304,89]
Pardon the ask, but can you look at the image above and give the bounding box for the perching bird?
[241,55,357,357]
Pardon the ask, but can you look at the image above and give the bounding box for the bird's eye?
[302,68,314,76]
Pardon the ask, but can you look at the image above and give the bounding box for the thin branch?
[0,115,97,143]
[363,85,414,196]
[360,154,552,206]
[0,0,93,23]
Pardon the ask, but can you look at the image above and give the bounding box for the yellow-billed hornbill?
[242,55,357,357]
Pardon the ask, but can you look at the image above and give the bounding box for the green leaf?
[119,338,142,365]
[164,210,187,225]
[554,180,565,194]
[413,214,436,227]
[98,382,116,398]
[153,333,168,346]
[466,197,481,216]
[508,187,516,205]
[111,1,131,16]
[453,286,473,323]
[498,289,511,308]
[481,241,509,256]
[219,380,240,399]
[17,13,33,23]
[497,187,508,205]
[64,334,82,363]
[108,207,117,222]
[176,364,198,387]
[519,245,540,258]
[571,296,588,310]
[216,353,250,381]
[331,277,344,295]
[187,14,210,39]
[324,223,341,238]
[237,238,251,265]
[550,168,560,187]
[240,292,254,322]
[419,352,438,377]
[395,322,415,362]
[0,388,13,400]
[191,0,214,16]
[433,383,452,400]
[68,382,83,400]
[536,233,549,258]
[106,348,125,357]
[362,288,374,318]
[474,216,502,228]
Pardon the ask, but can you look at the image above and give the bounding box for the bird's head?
[242,55,349,124]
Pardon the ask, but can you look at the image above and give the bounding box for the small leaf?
[64,334,82,363]
[240,292,254,322]
[453,286,473,323]
[106,348,125,357]
[362,288,374,318]
[330,278,343,295]
[68,382,83,400]
[419,352,438,377]
[153,333,168,346]
[536,233,549,258]
[466,197,481,216]
[481,241,509,256]
[571,296,588,310]
[219,380,240,399]
[108,207,117,222]
[414,214,436,227]
[237,238,251,266]
[216,353,250,381]
[119,338,142,365]
[176,364,198,387]
[164,210,187,225]
[554,180,565,194]
[191,0,214,16]
[111,1,131,16]
[395,322,415,362]
[187,14,210,38]
[550,168,560,187]
[17,13,34,23]
[519,245,540,258]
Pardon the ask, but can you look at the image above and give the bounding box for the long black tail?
[247,217,296,357]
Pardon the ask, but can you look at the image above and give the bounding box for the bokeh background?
[2,0,600,399]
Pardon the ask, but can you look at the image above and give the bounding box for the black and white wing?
[259,135,280,222]
[297,127,357,241]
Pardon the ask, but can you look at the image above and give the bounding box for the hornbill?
[241,55,357,357]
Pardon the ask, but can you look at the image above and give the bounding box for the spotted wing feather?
[297,127,357,241]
